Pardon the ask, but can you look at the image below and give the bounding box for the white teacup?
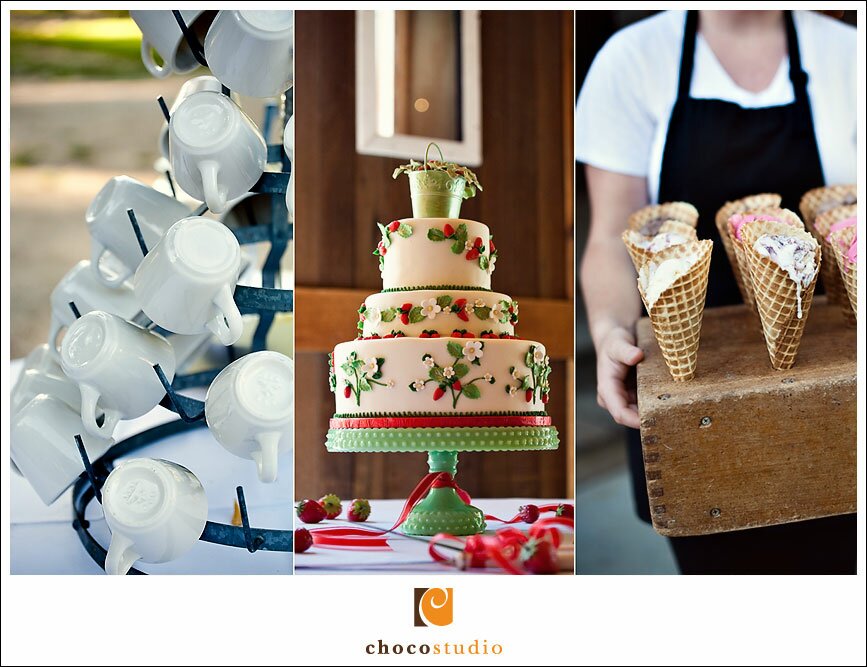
[169,91,267,214]
[12,344,82,415]
[219,192,273,231]
[134,216,243,345]
[60,312,176,439]
[102,458,208,575]
[283,115,294,219]
[48,260,142,358]
[130,10,215,79]
[86,176,191,287]
[159,75,239,160]
[11,395,114,505]
[204,10,294,99]
[205,351,293,483]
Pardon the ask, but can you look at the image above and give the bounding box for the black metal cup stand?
[70,13,294,572]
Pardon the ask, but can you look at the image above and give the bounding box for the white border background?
[2,1,865,665]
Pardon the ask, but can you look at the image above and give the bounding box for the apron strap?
[677,10,809,103]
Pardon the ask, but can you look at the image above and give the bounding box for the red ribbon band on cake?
[329,415,552,429]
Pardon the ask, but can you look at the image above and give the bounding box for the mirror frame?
[355,9,482,166]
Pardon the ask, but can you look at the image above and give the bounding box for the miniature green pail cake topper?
[393,142,483,219]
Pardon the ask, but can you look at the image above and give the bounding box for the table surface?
[10,359,294,575]
[294,498,573,575]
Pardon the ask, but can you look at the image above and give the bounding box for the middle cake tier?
[358,289,519,338]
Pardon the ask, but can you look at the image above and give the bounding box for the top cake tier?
[378,219,496,291]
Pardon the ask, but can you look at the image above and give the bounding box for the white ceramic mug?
[130,10,214,79]
[205,351,293,483]
[219,192,274,231]
[60,312,176,439]
[102,458,208,575]
[11,395,114,505]
[204,10,294,98]
[283,115,294,219]
[48,260,142,358]
[169,91,267,214]
[12,344,83,415]
[134,216,243,345]
[86,176,191,287]
[159,75,238,160]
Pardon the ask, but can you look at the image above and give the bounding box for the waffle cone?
[741,221,821,370]
[628,202,699,236]
[828,224,857,319]
[714,194,781,303]
[799,184,856,233]
[621,221,697,272]
[813,205,857,320]
[637,240,713,381]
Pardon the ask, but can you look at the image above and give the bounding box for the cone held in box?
[621,220,697,271]
[637,239,713,382]
[828,221,857,319]
[393,142,482,219]
[714,194,782,304]
[799,184,856,233]
[813,204,857,321]
[742,221,821,370]
[627,201,698,237]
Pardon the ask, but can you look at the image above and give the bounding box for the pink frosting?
[825,215,856,242]
[728,213,782,241]
[846,234,857,267]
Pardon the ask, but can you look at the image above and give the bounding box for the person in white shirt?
[575,10,856,574]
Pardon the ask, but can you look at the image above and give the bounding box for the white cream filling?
[753,234,819,319]
[639,254,698,309]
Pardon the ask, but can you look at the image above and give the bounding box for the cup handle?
[105,532,140,576]
[91,239,131,288]
[199,160,227,214]
[48,317,64,359]
[206,284,243,346]
[251,431,282,483]
[140,38,170,79]
[79,384,121,439]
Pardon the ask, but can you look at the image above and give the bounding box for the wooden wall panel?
[295,10,573,501]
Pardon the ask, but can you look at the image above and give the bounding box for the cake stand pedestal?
[326,425,559,536]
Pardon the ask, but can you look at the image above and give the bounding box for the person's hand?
[595,325,644,429]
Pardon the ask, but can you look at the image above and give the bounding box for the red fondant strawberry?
[370,334,381,339]
[465,247,480,261]
[462,331,474,339]
[451,330,464,338]
[452,379,462,391]
[347,499,371,522]
[430,332,441,338]
[296,499,327,524]
[319,493,342,519]
[519,504,540,524]
[388,220,400,232]
[420,331,430,338]
[520,538,558,574]
[377,241,387,255]
[541,392,550,404]
[433,386,446,401]
[525,389,534,403]
[400,313,409,325]
[489,238,496,252]
[383,334,394,339]
[556,503,574,519]
[473,236,483,248]
[344,385,351,398]
[294,527,313,553]
[444,223,455,237]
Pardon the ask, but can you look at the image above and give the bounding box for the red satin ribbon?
[329,415,551,429]
[483,502,566,523]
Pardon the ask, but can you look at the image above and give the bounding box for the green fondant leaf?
[451,239,464,254]
[455,224,468,242]
[380,308,396,322]
[372,371,382,380]
[447,341,463,358]
[522,375,532,390]
[436,295,453,308]
[462,384,481,399]
[429,367,445,382]
[340,362,352,375]
[427,228,446,241]
[454,363,470,378]
[376,357,385,367]
[398,223,413,238]
[474,306,491,320]
[479,255,489,271]
[408,306,425,324]
[358,378,371,392]
[525,351,534,367]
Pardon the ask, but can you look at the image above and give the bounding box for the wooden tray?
[636,296,856,537]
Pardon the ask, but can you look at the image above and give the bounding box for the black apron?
[627,11,854,572]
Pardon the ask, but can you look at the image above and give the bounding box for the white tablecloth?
[10,360,293,575]
[294,498,572,575]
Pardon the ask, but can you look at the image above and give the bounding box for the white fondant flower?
[361,357,379,375]
[533,345,547,364]
[387,379,396,388]
[423,357,436,369]
[490,301,505,320]
[512,369,521,380]
[474,298,486,308]
[420,298,442,320]
[464,240,474,251]
[484,373,494,383]
[365,306,382,326]
[412,379,426,391]
[508,385,518,396]
[488,254,497,274]
[443,366,456,379]
[544,355,550,366]
[465,303,475,315]
[463,341,484,361]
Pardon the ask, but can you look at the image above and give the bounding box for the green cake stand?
[325,425,559,536]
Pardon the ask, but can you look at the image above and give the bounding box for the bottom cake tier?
[325,425,560,452]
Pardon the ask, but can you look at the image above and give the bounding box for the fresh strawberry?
[443,223,455,237]
[462,331,474,338]
[388,220,401,232]
[473,236,483,248]
[520,538,558,574]
[347,499,371,522]
[525,389,534,403]
[296,499,327,524]
[519,504,540,524]
[452,379,462,391]
[556,503,574,519]
[465,248,480,261]
[433,386,446,401]
[344,385,352,399]
[294,527,313,553]
[541,392,550,404]
[319,493,342,519]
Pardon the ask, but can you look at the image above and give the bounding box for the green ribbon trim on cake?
[325,426,560,453]
[380,285,493,294]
